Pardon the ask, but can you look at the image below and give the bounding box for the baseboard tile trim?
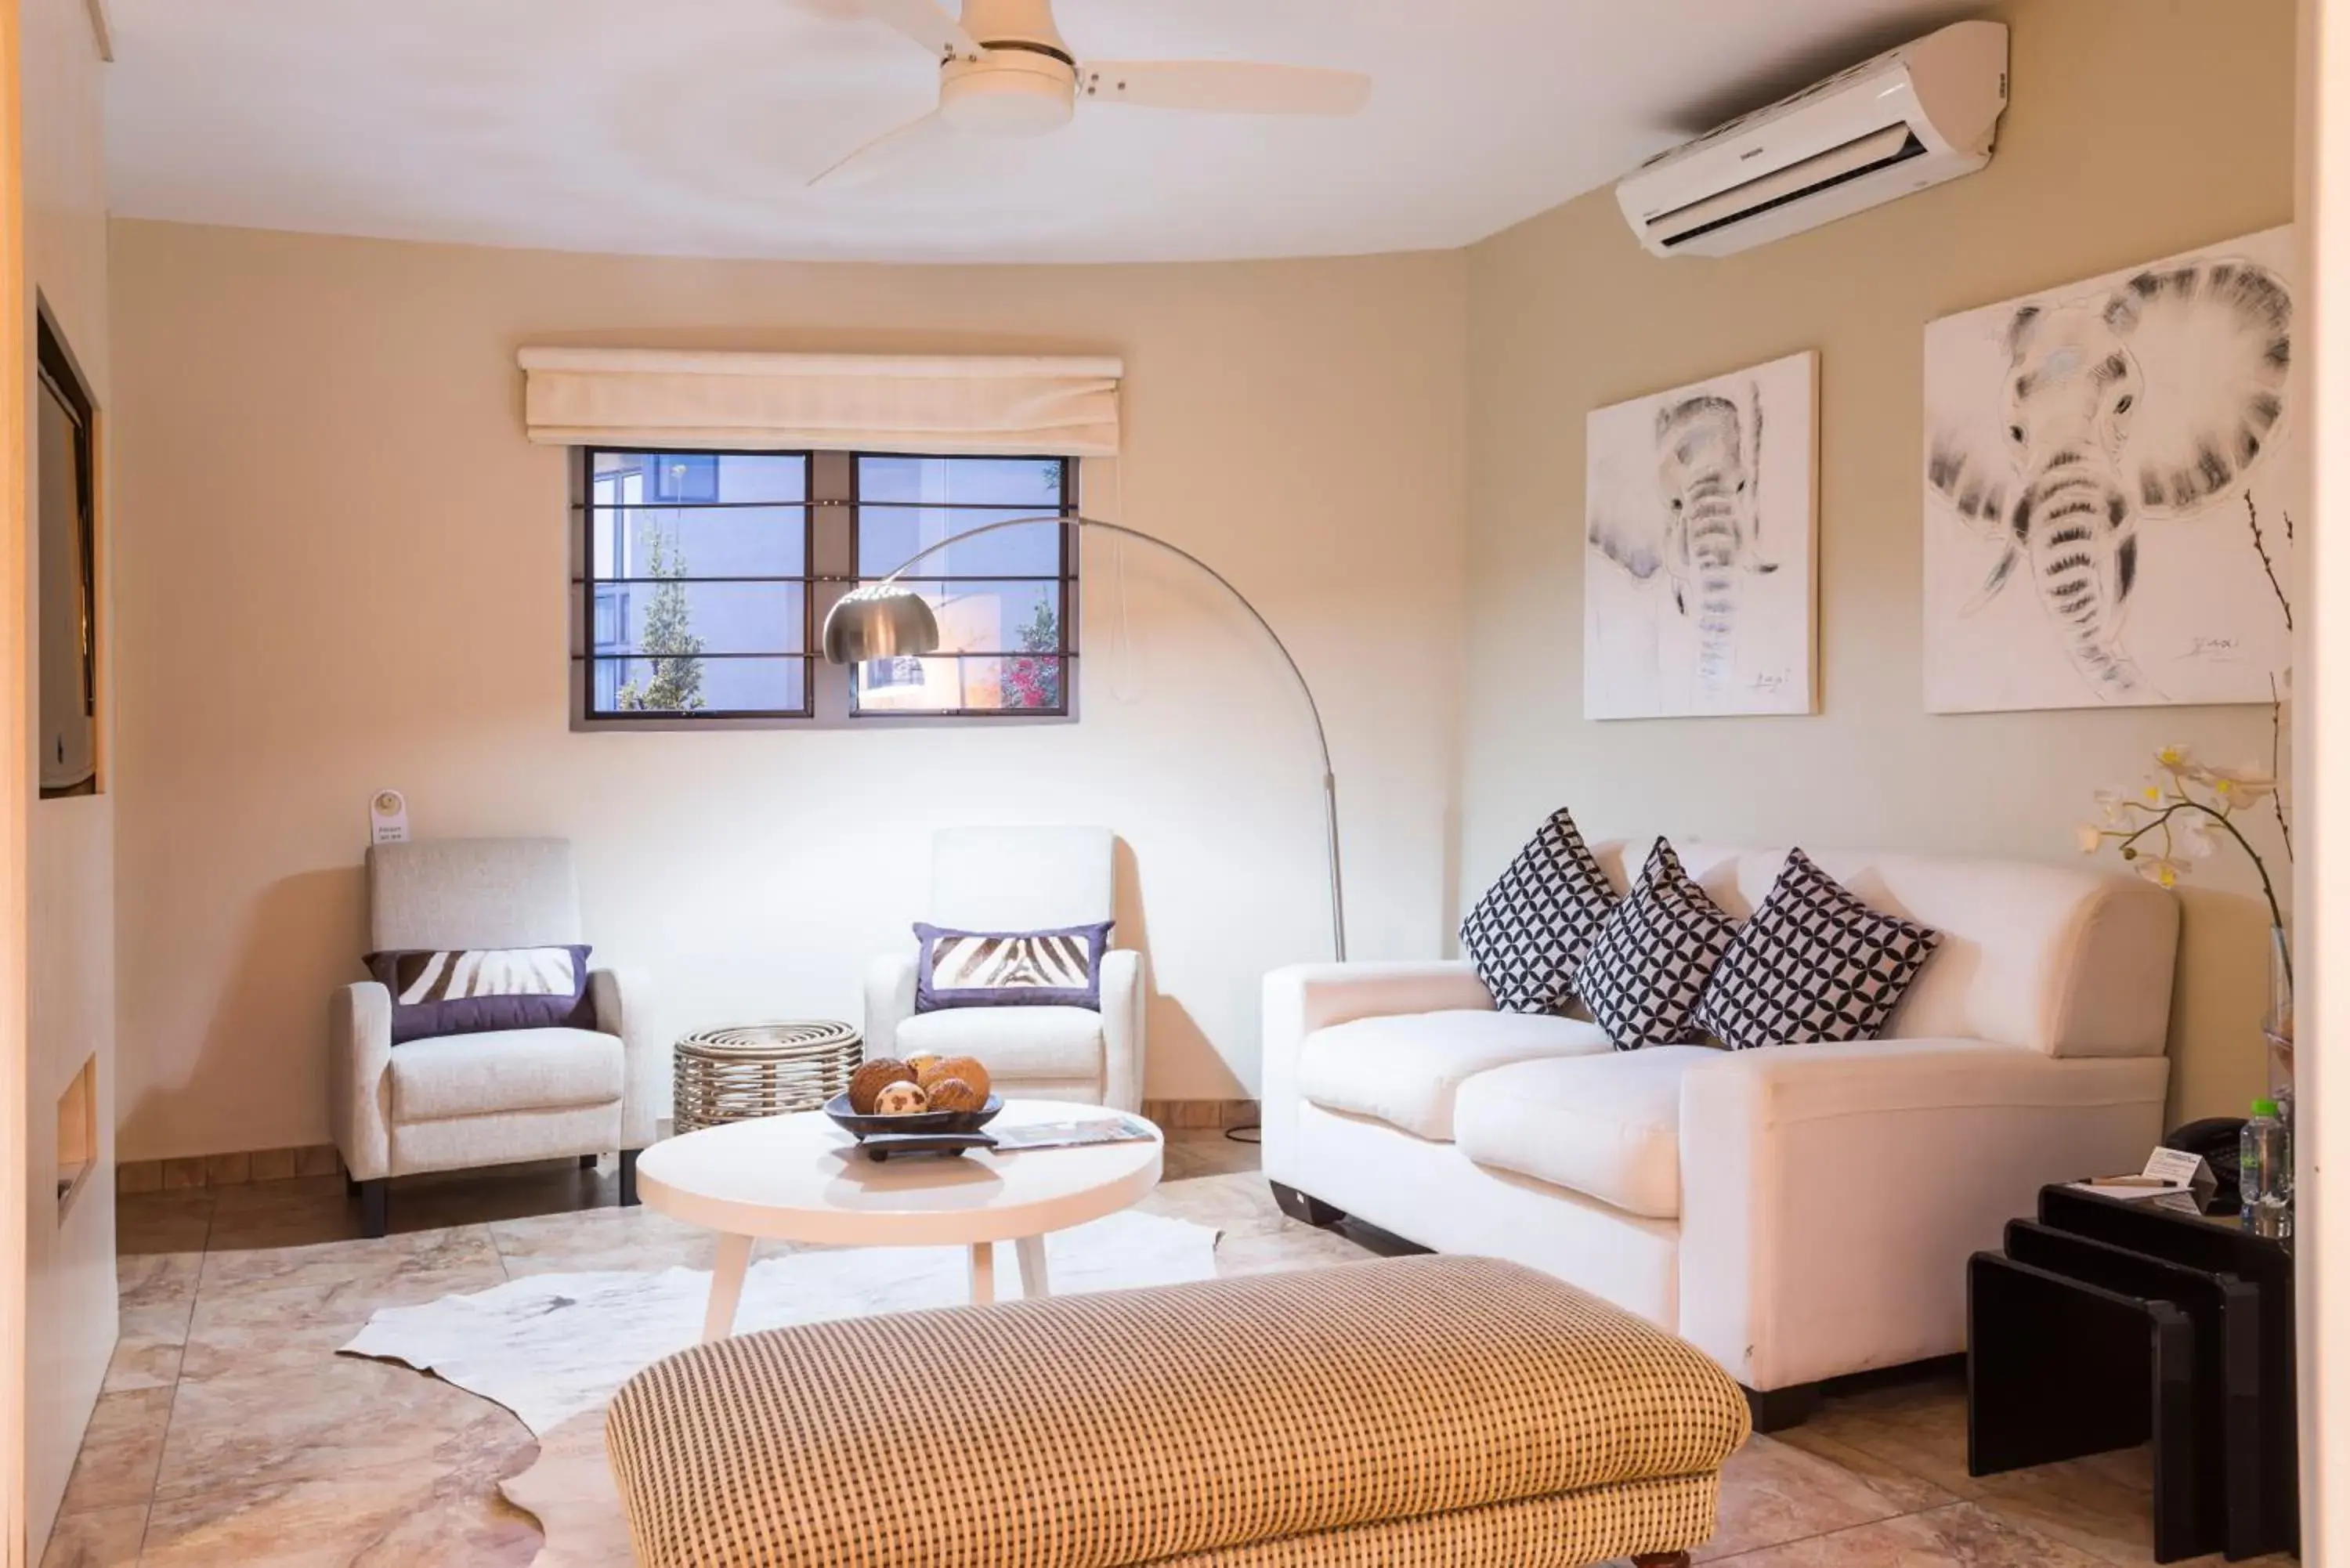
[119,1143,343,1194]
[1141,1098,1260,1131]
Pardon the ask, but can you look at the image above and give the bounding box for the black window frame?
[569,447,1079,729]
[573,446,819,724]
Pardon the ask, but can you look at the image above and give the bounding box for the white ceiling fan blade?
[846,0,981,61]
[808,110,954,189]
[1079,62,1371,116]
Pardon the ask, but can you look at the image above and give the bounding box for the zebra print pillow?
[913,922,1114,1013]
[364,944,597,1044]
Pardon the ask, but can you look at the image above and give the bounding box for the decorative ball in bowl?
[827,1054,1001,1140]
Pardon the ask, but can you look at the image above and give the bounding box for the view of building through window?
[853,454,1069,715]
[588,450,810,717]
[583,450,1072,721]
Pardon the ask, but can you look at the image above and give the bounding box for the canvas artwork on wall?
[1585,349,1818,720]
[1923,226,2298,714]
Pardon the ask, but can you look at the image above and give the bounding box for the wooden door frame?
[2302,1,2348,1560]
[0,0,31,1560]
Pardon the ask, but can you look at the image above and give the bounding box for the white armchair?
[864,826,1144,1112]
[328,837,660,1236]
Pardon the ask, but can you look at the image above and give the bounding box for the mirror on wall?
[36,310,96,800]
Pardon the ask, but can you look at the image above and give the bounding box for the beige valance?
[517,349,1123,457]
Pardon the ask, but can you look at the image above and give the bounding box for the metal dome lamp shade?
[820,512,1347,961]
[823,583,942,664]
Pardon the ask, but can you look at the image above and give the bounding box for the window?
[580,450,812,720]
[851,454,1072,717]
[574,450,1076,726]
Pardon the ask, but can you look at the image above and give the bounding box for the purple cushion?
[914,922,1113,1013]
[365,944,597,1044]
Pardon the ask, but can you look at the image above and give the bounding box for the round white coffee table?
[635,1099,1163,1342]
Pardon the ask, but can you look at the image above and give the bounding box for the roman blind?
[517,349,1123,457]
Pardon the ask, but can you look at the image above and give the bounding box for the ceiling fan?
[812,0,1372,186]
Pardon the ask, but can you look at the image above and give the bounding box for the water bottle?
[2240,1098,2290,1218]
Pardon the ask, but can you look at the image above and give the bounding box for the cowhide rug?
[342,1210,1221,1566]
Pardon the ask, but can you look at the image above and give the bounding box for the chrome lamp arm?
[822,513,1346,961]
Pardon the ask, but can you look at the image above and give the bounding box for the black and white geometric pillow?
[1695,849,1943,1051]
[1458,807,1618,1013]
[1576,840,1738,1050]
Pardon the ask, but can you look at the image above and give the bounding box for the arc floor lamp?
[822,514,1347,962]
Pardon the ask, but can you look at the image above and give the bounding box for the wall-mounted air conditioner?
[1617,20,2008,258]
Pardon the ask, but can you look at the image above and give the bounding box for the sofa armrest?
[1260,962,1493,1182]
[1099,948,1147,1113]
[327,981,394,1181]
[590,967,663,1148]
[1677,1037,2170,1391]
[864,952,918,1060]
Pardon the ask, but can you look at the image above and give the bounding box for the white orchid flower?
[2157,743,2218,786]
[2171,811,2218,860]
[2091,789,2141,827]
[2207,764,2278,805]
[2075,824,2106,854]
[2135,856,2187,889]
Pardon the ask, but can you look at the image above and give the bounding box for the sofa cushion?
[1696,848,1943,1051]
[1458,807,1618,1013]
[1296,1010,1612,1141]
[1455,1046,1721,1219]
[1576,840,1738,1049]
[391,1027,624,1122]
[895,1005,1104,1081]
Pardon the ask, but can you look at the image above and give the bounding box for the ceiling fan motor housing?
[938,0,1076,135]
[941,52,1076,135]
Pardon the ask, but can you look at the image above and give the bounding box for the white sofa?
[865,826,1145,1112]
[1262,839,2178,1422]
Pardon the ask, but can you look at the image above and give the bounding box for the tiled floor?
[49,1133,2293,1567]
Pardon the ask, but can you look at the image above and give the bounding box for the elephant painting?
[1583,351,1816,720]
[1924,228,2298,713]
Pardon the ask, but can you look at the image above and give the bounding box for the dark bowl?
[824,1090,1003,1140]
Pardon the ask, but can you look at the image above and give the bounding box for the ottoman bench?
[606,1255,1751,1566]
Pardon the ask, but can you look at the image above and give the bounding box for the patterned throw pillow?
[915,921,1113,1013]
[1576,840,1738,1049]
[364,944,595,1044]
[1696,849,1943,1051]
[1458,808,1619,1013]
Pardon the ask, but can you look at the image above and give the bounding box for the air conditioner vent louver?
[1649,125,1925,250]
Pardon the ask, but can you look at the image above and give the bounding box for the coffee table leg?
[702,1234,753,1343]
[969,1242,996,1304]
[1014,1234,1051,1298]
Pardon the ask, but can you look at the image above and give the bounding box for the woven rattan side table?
[672,1021,862,1135]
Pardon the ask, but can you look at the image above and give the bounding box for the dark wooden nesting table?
[1967,1183,2295,1563]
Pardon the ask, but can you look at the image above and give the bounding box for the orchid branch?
[2090,798,2290,988]
[2084,740,2291,995]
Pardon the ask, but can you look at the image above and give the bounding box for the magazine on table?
[989,1115,1158,1152]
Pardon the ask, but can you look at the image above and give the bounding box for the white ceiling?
[102,0,1973,266]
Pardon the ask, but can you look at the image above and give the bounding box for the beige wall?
[21,0,114,1549]
[1461,0,2299,1124]
[107,222,1468,1160]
